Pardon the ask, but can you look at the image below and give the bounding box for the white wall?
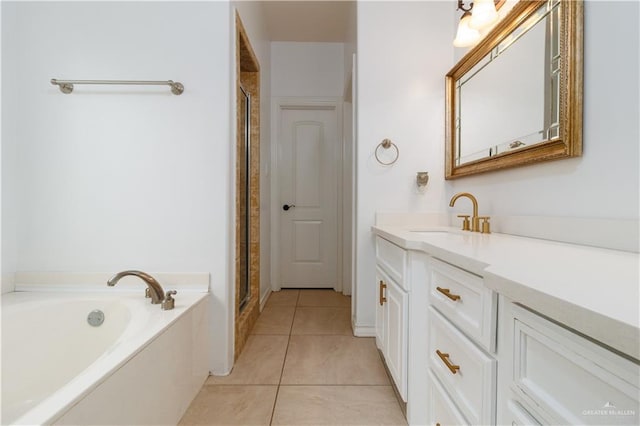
[271,42,345,97]
[355,1,455,333]
[343,1,357,96]
[233,1,273,306]
[1,1,17,294]
[343,2,357,297]
[447,0,640,220]
[2,1,234,374]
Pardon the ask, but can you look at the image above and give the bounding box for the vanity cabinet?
[426,258,498,426]
[373,225,639,426]
[497,299,640,426]
[375,236,408,402]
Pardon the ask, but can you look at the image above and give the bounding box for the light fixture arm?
[458,0,505,13]
[457,0,473,12]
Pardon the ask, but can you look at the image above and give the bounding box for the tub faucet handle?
[162,290,177,311]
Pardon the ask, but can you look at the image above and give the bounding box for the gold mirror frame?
[445,0,583,179]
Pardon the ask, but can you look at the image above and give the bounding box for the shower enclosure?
[234,13,261,360]
[238,85,251,311]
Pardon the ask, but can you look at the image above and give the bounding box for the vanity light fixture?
[468,0,499,29]
[453,11,480,47]
[453,0,503,47]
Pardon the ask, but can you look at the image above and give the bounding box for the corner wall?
[355,1,454,332]
[233,1,272,308]
[343,1,357,297]
[1,1,17,294]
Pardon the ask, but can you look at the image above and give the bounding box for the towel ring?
[375,139,399,165]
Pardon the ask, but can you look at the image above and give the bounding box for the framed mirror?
[445,0,583,179]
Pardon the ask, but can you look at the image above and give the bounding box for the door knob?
[282,204,296,211]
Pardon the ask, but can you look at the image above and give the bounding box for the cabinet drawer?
[375,236,407,289]
[505,399,541,426]
[429,258,496,352]
[428,307,496,425]
[427,370,469,426]
[510,304,640,425]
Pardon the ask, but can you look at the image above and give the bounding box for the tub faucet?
[107,270,165,304]
[449,192,490,233]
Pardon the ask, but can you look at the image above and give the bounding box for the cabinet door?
[385,278,408,401]
[375,267,386,351]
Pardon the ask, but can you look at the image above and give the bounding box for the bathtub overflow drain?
[87,310,105,327]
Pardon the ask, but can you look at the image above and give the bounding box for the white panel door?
[279,107,338,288]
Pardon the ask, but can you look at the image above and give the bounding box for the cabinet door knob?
[436,286,461,302]
[379,280,387,306]
[436,349,461,374]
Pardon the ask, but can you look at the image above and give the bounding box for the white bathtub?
[1,291,209,425]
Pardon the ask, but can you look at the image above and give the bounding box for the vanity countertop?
[372,225,640,360]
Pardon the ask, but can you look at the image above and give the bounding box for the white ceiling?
[260,1,354,42]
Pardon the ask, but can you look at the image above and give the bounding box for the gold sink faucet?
[449,192,490,233]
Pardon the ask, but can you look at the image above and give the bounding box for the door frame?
[270,97,344,293]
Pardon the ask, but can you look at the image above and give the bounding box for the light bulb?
[469,0,499,30]
[453,11,481,47]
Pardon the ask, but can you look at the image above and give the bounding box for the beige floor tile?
[179,385,277,425]
[298,289,351,307]
[281,335,390,385]
[206,335,289,385]
[272,385,407,425]
[291,307,352,335]
[251,305,296,335]
[265,289,299,307]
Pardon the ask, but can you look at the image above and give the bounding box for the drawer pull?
[436,286,461,302]
[436,349,460,374]
[379,280,387,306]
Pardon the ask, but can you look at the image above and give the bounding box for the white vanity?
[372,223,639,426]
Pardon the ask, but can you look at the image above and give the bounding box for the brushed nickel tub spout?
[107,270,165,304]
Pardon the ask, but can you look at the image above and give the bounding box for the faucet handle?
[162,290,177,311]
[456,215,471,231]
[478,216,491,234]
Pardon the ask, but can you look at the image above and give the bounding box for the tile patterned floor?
[179,289,407,426]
